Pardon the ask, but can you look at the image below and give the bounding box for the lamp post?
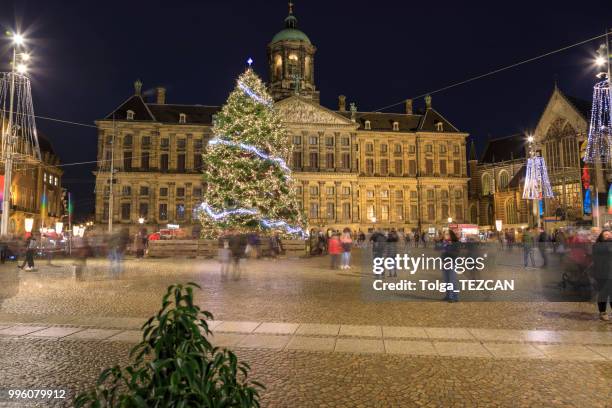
[589,39,611,228]
[1,32,28,237]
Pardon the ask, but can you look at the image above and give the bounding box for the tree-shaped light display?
[196,68,305,238]
[583,79,611,163]
[522,156,554,200]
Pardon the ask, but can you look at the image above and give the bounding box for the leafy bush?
[75,283,263,407]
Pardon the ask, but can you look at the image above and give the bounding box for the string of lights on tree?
[583,79,611,163]
[523,136,554,200]
[0,72,41,163]
[196,64,306,238]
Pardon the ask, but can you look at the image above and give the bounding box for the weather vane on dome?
[247,57,253,67]
[289,1,294,14]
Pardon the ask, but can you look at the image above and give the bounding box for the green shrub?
[75,283,263,407]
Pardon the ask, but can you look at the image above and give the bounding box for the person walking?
[340,228,353,269]
[134,230,145,259]
[218,231,231,277]
[522,227,536,268]
[592,230,612,321]
[328,233,342,269]
[228,231,246,277]
[440,229,460,302]
[386,228,399,277]
[107,228,129,278]
[18,235,37,271]
[269,232,283,258]
[538,228,549,268]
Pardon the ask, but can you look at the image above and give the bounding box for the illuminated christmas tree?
[197,68,305,238]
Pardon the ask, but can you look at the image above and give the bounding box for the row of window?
[110,151,204,172]
[301,186,463,199]
[113,202,188,221]
[291,136,461,155]
[109,135,205,150]
[292,154,463,176]
[126,110,188,124]
[481,170,511,195]
[114,185,203,198]
[306,203,463,221]
[43,173,59,186]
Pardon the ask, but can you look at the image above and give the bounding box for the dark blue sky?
[0,0,609,216]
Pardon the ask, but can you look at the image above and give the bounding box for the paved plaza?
[0,251,610,407]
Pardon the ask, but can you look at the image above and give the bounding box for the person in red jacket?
[328,232,342,270]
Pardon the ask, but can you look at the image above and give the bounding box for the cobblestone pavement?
[0,251,610,407]
[0,252,609,330]
[0,337,609,408]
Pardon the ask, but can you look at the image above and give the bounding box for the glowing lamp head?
[527,135,534,143]
[595,55,606,67]
[20,53,30,62]
[448,217,453,224]
[24,218,34,233]
[138,217,145,224]
[16,63,27,74]
[12,33,25,45]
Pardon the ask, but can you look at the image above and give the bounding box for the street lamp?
[11,33,24,46]
[16,63,27,74]
[447,217,453,224]
[24,217,34,233]
[138,217,145,224]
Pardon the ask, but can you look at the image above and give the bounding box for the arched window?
[505,198,518,224]
[126,110,134,120]
[364,120,371,130]
[481,173,492,196]
[274,54,282,78]
[179,113,186,124]
[498,170,509,190]
[287,53,299,77]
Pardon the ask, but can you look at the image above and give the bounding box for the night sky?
[0,0,609,217]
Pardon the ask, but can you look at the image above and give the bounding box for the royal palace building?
[94,5,469,233]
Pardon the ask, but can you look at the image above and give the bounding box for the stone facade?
[468,85,612,230]
[93,6,469,233]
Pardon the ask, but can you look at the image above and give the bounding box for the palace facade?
[94,5,469,233]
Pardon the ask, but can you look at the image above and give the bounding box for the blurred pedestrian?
[134,230,146,259]
[538,228,549,268]
[340,228,353,269]
[522,228,535,268]
[107,228,129,278]
[440,229,460,302]
[386,228,399,277]
[218,231,231,276]
[328,233,342,270]
[228,231,246,277]
[269,232,283,258]
[592,230,612,321]
[18,235,37,271]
